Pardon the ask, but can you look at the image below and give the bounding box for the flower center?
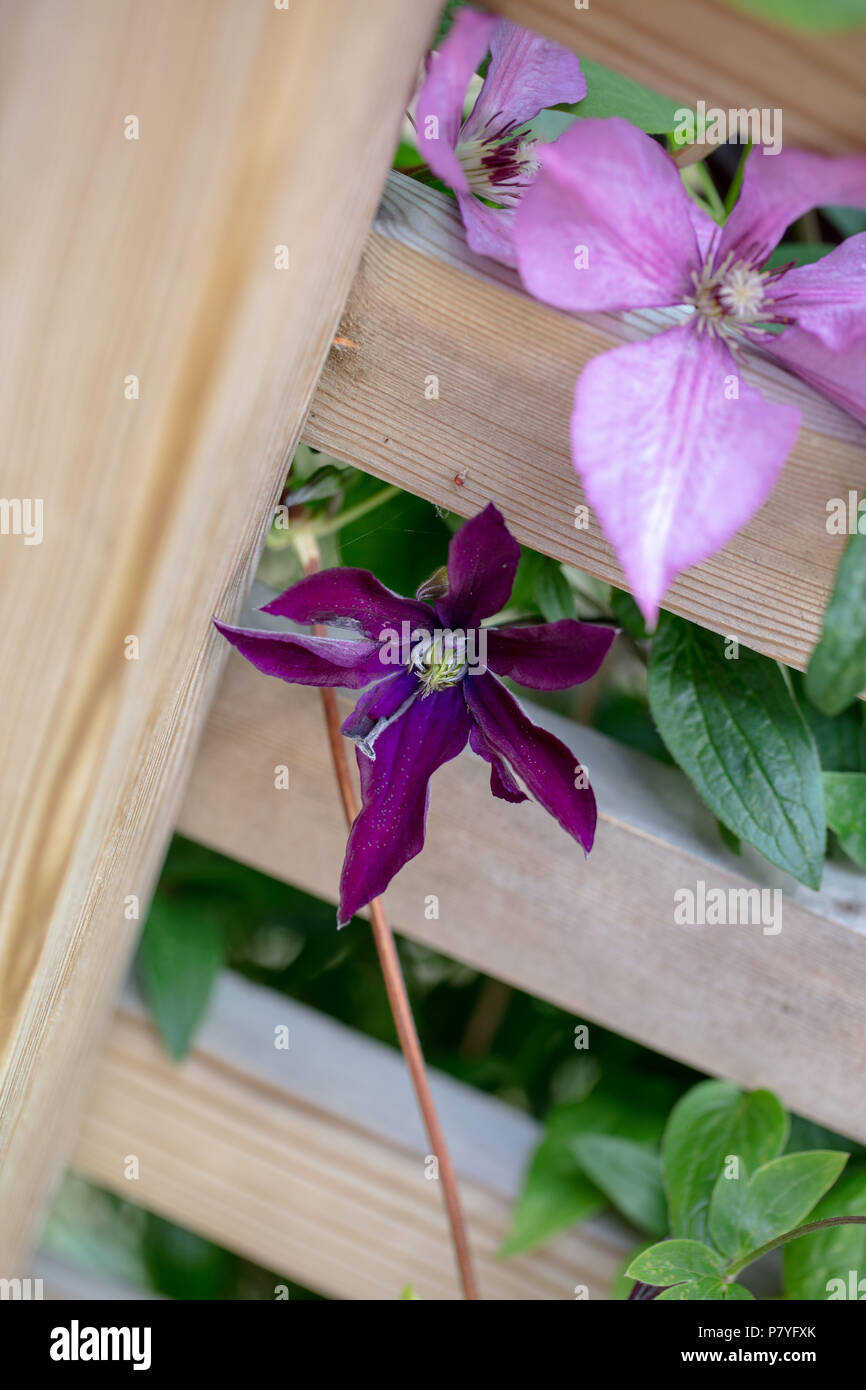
[455,132,539,208]
[686,252,782,339]
[410,632,468,695]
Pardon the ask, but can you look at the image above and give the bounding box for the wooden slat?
[179,651,866,1145]
[71,976,632,1300]
[0,0,439,1268]
[304,173,866,672]
[485,0,866,154]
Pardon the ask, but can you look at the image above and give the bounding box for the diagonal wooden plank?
[303,173,866,671]
[484,0,866,154]
[72,976,632,1300]
[0,0,440,1268]
[179,653,866,1146]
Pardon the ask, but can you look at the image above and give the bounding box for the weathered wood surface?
[0,0,440,1268]
[72,976,632,1300]
[486,0,866,154]
[304,174,866,673]
[180,651,866,1145]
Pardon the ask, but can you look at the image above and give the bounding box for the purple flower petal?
[571,325,801,622]
[213,620,387,689]
[778,233,866,352]
[461,20,585,143]
[468,721,527,803]
[341,670,420,759]
[486,619,616,690]
[456,191,518,267]
[514,118,700,313]
[415,8,496,193]
[436,501,521,629]
[261,567,433,640]
[720,147,866,267]
[762,325,866,427]
[466,673,596,851]
[338,686,471,924]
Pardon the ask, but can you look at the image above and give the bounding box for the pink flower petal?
[415,8,496,193]
[720,147,866,267]
[461,19,585,142]
[514,118,700,313]
[763,326,866,427]
[778,233,866,351]
[456,190,518,266]
[571,326,801,622]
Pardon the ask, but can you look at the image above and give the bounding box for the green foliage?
[138,898,225,1060]
[648,616,825,888]
[806,532,866,716]
[766,241,835,269]
[722,0,866,32]
[565,59,690,134]
[822,772,866,867]
[708,1152,848,1261]
[784,1166,866,1298]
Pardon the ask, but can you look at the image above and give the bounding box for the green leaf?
[716,819,741,855]
[724,1282,755,1300]
[610,588,649,639]
[569,59,690,133]
[534,557,576,623]
[822,205,866,239]
[663,1081,788,1245]
[499,1133,603,1257]
[400,1283,421,1300]
[806,533,866,715]
[766,241,835,269]
[710,1152,848,1263]
[784,1165,866,1299]
[138,898,225,1060]
[791,671,866,772]
[822,772,866,867]
[572,1135,668,1236]
[722,0,866,32]
[627,1238,722,1286]
[648,617,825,888]
[656,1277,726,1300]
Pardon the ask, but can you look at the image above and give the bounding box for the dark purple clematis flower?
[215,504,615,926]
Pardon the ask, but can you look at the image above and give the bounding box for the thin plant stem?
[725,1215,866,1279]
[302,546,480,1301]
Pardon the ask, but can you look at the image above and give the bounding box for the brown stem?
[304,549,480,1301]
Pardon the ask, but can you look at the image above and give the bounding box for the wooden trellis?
[1,0,865,1298]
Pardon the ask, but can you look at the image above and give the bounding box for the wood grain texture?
[72,976,632,1300]
[0,0,440,1267]
[179,653,866,1145]
[484,0,866,154]
[303,174,866,672]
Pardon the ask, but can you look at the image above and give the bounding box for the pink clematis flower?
[513,118,866,622]
[414,8,585,266]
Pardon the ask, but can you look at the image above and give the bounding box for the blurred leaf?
[784,1165,866,1298]
[709,1151,848,1261]
[716,819,741,855]
[610,588,648,639]
[649,616,825,888]
[593,691,675,765]
[336,488,450,596]
[138,898,224,1060]
[400,1283,421,1300]
[722,0,866,30]
[766,241,834,269]
[499,1133,603,1257]
[806,532,866,715]
[822,772,866,866]
[663,1081,788,1244]
[534,557,576,622]
[283,465,345,507]
[609,1238,655,1298]
[791,670,866,772]
[143,1215,234,1300]
[822,205,866,238]
[572,1135,667,1236]
[569,59,690,133]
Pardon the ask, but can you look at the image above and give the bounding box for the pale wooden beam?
[303,174,866,672]
[484,0,866,154]
[71,977,632,1300]
[179,653,866,1145]
[0,0,440,1268]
